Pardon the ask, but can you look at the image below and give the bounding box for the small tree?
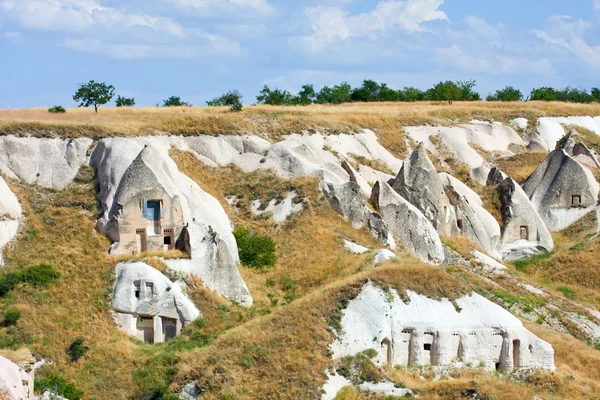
[73,80,115,113]
[255,85,293,105]
[233,227,277,269]
[115,95,135,107]
[67,338,89,361]
[294,84,316,105]
[488,86,523,102]
[163,96,191,107]
[3,307,21,325]
[530,87,559,101]
[207,90,243,111]
[430,81,463,104]
[48,105,66,114]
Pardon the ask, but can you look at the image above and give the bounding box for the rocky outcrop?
[498,178,554,260]
[0,176,20,266]
[322,180,392,246]
[525,132,549,152]
[522,149,599,231]
[332,282,555,372]
[112,262,200,343]
[91,138,252,306]
[572,142,600,169]
[0,136,92,190]
[0,355,34,400]
[486,167,507,187]
[391,143,457,237]
[440,173,501,259]
[371,181,444,264]
[538,117,600,149]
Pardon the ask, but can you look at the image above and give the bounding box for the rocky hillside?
[0,103,600,400]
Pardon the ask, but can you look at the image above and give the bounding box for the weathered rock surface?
[91,138,252,306]
[510,118,528,131]
[322,180,392,246]
[440,173,501,259]
[371,181,444,264]
[332,282,555,372]
[498,178,554,260]
[392,143,457,237]
[0,355,34,400]
[0,136,92,190]
[523,149,599,231]
[572,142,600,169]
[0,176,20,266]
[486,167,507,187]
[525,131,550,152]
[538,116,600,149]
[250,191,304,224]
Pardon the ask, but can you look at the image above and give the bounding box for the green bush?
[162,96,191,107]
[3,307,21,325]
[558,285,576,299]
[35,375,84,400]
[233,227,277,269]
[67,337,89,361]
[207,89,243,112]
[20,264,61,288]
[48,105,66,113]
[115,95,135,107]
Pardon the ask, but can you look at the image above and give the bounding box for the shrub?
[207,90,243,112]
[115,95,135,107]
[3,307,21,325]
[558,285,576,298]
[487,86,523,102]
[35,375,84,400]
[255,85,294,105]
[233,227,277,269]
[67,337,89,361]
[48,105,66,113]
[162,96,191,107]
[20,264,60,288]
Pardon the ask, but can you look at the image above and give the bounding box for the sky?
[0,0,599,108]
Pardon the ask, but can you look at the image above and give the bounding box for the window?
[134,281,141,298]
[164,229,174,249]
[145,282,154,296]
[520,226,529,240]
[457,219,464,230]
[571,195,581,207]
[164,235,172,246]
[144,200,162,221]
[423,343,432,351]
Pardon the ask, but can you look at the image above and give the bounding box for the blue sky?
[0,0,599,108]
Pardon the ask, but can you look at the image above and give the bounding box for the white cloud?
[167,0,276,18]
[297,0,448,53]
[464,15,500,40]
[594,0,600,11]
[3,30,20,38]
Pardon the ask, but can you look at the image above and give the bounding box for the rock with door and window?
[111,262,200,343]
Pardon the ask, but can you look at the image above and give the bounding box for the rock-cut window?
[571,195,581,207]
[134,281,141,298]
[145,282,154,296]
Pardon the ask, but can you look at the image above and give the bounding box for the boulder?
[371,180,445,264]
[522,149,599,231]
[556,129,578,153]
[440,173,501,259]
[391,143,457,237]
[486,167,507,187]
[91,138,252,306]
[498,178,554,261]
[0,355,34,400]
[0,136,92,190]
[572,142,600,169]
[331,281,555,372]
[112,262,200,342]
[510,118,528,131]
[321,180,392,246]
[0,176,21,266]
[525,131,549,152]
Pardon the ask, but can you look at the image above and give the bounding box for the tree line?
[48,80,600,114]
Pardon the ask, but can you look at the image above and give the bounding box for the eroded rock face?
[523,149,599,231]
[332,282,555,372]
[498,178,554,261]
[371,181,444,264]
[0,176,21,266]
[112,262,200,343]
[321,180,391,246]
[486,167,507,187]
[91,138,252,306]
[525,132,549,153]
[572,142,600,169]
[0,355,34,400]
[0,136,92,190]
[392,143,457,237]
[440,173,501,260]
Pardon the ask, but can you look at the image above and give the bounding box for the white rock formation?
[250,191,303,224]
[522,149,599,231]
[0,136,92,190]
[440,173,501,259]
[112,262,200,343]
[371,181,445,264]
[373,249,397,265]
[510,118,528,131]
[537,116,600,149]
[90,138,252,306]
[525,131,550,153]
[472,251,508,276]
[0,356,34,400]
[332,282,555,372]
[392,143,458,237]
[404,122,526,185]
[321,373,412,400]
[0,176,21,266]
[498,178,554,260]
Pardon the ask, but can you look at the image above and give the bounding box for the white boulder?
[0,356,34,400]
[0,176,21,265]
[537,116,600,149]
[0,136,92,190]
[332,282,555,372]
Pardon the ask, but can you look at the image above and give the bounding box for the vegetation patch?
[233,226,277,269]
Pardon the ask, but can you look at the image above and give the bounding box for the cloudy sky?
[0,0,599,108]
